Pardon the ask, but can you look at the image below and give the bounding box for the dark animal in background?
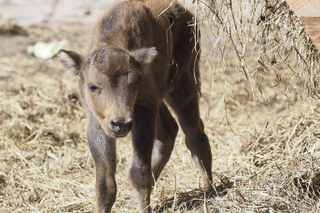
[59,0,212,212]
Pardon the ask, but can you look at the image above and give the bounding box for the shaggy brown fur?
[59,0,212,212]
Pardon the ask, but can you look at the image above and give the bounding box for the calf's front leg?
[87,111,117,213]
[129,105,157,213]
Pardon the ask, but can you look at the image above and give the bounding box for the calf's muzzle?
[110,115,133,137]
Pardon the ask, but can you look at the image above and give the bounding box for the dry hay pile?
[1,0,320,212]
[0,25,97,212]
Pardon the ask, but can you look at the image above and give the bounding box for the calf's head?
[59,44,157,137]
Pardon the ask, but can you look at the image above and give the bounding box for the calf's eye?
[88,83,100,93]
[133,82,138,89]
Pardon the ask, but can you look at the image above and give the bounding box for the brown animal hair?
[59,0,212,212]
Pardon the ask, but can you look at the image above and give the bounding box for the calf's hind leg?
[167,79,213,189]
[152,102,178,181]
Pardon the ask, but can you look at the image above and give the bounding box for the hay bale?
[198,0,320,97]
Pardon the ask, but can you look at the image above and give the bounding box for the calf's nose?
[110,117,133,136]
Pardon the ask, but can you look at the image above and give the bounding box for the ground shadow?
[154,174,233,212]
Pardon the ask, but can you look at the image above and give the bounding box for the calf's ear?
[58,49,84,75]
[132,47,157,72]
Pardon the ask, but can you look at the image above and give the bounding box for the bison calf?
[59,0,212,212]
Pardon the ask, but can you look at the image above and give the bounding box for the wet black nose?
[110,118,133,136]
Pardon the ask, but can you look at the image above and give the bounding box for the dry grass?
[1,0,320,212]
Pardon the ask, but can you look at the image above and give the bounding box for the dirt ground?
[1,0,320,212]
